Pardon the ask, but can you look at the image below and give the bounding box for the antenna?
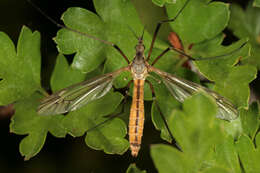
[140,26,145,40]
[127,25,139,40]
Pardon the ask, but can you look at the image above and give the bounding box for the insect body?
[129,79,145,157]
[32,0,245,157]
[128,39,148,156]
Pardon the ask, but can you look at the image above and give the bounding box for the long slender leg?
[151,42,248,66]
[86,80,133,133]
[85,98,127,133]
[145,80,182,151]
[146,0,191,62]
[26,0,130,64]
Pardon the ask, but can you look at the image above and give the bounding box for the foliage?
[0,0,258,172]
[253,0,260,7]
[126,164,146,173]
[152,0,255,143]
[9,51,127,160]
[151,93,260,173]
[0,27,41,105]
[228,0,260,69]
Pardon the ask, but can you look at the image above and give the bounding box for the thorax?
[130,51,148,80]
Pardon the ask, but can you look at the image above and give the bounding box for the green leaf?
[61,91,128,155]
[240,102,260,139]
[151,93,224,172]
[55,7,106,74]
[61,91,123,136]
[94,0,154,88]
[151,144,191,173]
[151,0,176,7]
[166,0,229,44]
[214,65,257,109]
[51,54,86,92]
[0,26,41,105]
[192,35,255,110]
[193,37,249,82]
[170,93,220,167]
[55,0,160,89]
[210,135,241,173]
[236,134,260,173]
[217,118,242,140]
[253,0,260,7]
[228,2,260,69]
[126,164,146,173]
[54,0,251,113]
[10,90,126,159]
[10,50,125,159]
[165,0,254,113]
[10,93,67,160]
[150,38,251,142]
[85,117,129,155]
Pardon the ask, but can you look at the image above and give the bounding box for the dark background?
[0,0,258,172]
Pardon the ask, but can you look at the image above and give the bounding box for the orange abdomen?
[129,79,145,157]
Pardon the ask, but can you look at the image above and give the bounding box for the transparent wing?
[150,67,238,121]
[37,69,126,115]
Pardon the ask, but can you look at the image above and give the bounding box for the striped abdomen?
[129,79,145,157]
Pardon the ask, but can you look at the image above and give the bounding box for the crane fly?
[32,0,245,157]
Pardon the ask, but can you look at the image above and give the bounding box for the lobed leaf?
[193,37,250,82]
[10,93,67,160]
[240,102,260,139]
[214,65,257,109]
[151,144,191,173]
[151,93,225,172]
[55,7,106,74]
[209,135,241,173]
[95,0,153,88]
[166,0,229,44]
[51,54,86,92]
[0,26,41,105]
[60,91,128,155]
[164,0,254,117]
[236,134,260,173]
[10,51,126,159]
[164,0,254,130]
[52,53,127,154]
[85,117,128,155]
[253,0,260,7]
[228,2,260,69]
